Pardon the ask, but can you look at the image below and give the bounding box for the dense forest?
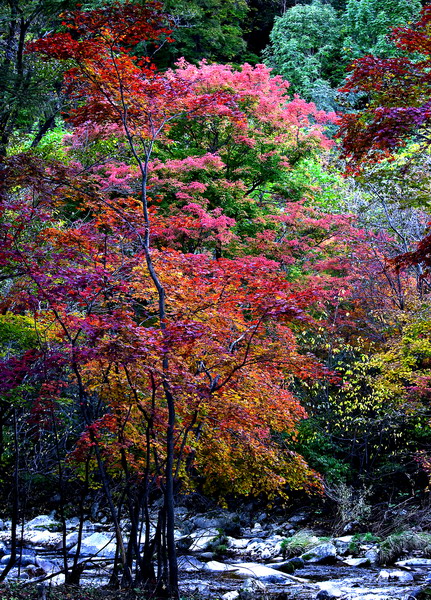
[1,0,431,598]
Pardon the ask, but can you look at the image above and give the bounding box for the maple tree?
[339,4,431,172]
[0,2,353,594]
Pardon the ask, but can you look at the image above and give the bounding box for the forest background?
[1,0,431,596]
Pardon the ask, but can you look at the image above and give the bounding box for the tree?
[263,0,344,107]
[3,2,344,594]
[343,0,422,60]
[0,0,77,156]
[339,4,431,171]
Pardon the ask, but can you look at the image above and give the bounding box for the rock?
[25,515,60,530]
[379,569,414,583]
[228,537,249,550]
[177,555,205,572]
[316,582,343,599]
[302,543,337,564]
[0,520,4,531]
[188,528,219,551]
[65,517,80,529]
[34,557,60,574]
[397,559,431,567]
[343,557,370,567]
[191,582,212,598]
[203,560,237,573]
[238,578,267,600]
[365,549,379,565]
[71,532,117,558]
[260,548,272,560]
[1,553,35,567]
[231,562,296,584]
[0,541,6,556]
[271,557,305,573]
[222,593,239,600]
[289,512,308,525]
[56,531,80,551]
[24,529,62,548]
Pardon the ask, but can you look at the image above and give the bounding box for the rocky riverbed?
[0,510,430,599]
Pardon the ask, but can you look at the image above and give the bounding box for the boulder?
[25,515,60,530]
[343,557,370,567]
[316,582,343,599]
[271,557,305,573]
[227,537,250,550]
[239,577,267,600]
[177,555,205,572]
[222,592,239,600]
[365,549,379,565]
[56,531,80,551]
[203,560,237,573]
[302,543,337,564]
[24,529,62,548]
[396,558,431,567]
[188,528,219,552]
[231,562,296,584]
[70,532,117,558]
[379,569,414,583]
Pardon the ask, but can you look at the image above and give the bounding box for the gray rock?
[238,578,267,600]
[1,553,35,567]
[302,543,337,564]
[34,557,60,574]
[289,513,308,525]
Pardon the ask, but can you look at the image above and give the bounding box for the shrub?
[281,530,319,558]
[379,531,431,565]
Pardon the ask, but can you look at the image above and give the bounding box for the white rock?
[378,569,414,583]
[396,558,431,567]
[343,557,370,567]
[227,537,249,549]
[231,561,294,583]
[203,561,237,573]
[26,515,59,530]
[316,581,344,598]
[378,570,390,581]
[177,555,205,572]
[333,536,354,543]
[222,592,239,600]
[188,528,219,551]
[260,548,272,560]
[71,532,117,558]
[24,530,62,548]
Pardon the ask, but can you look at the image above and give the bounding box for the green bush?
[379,531,431,565]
